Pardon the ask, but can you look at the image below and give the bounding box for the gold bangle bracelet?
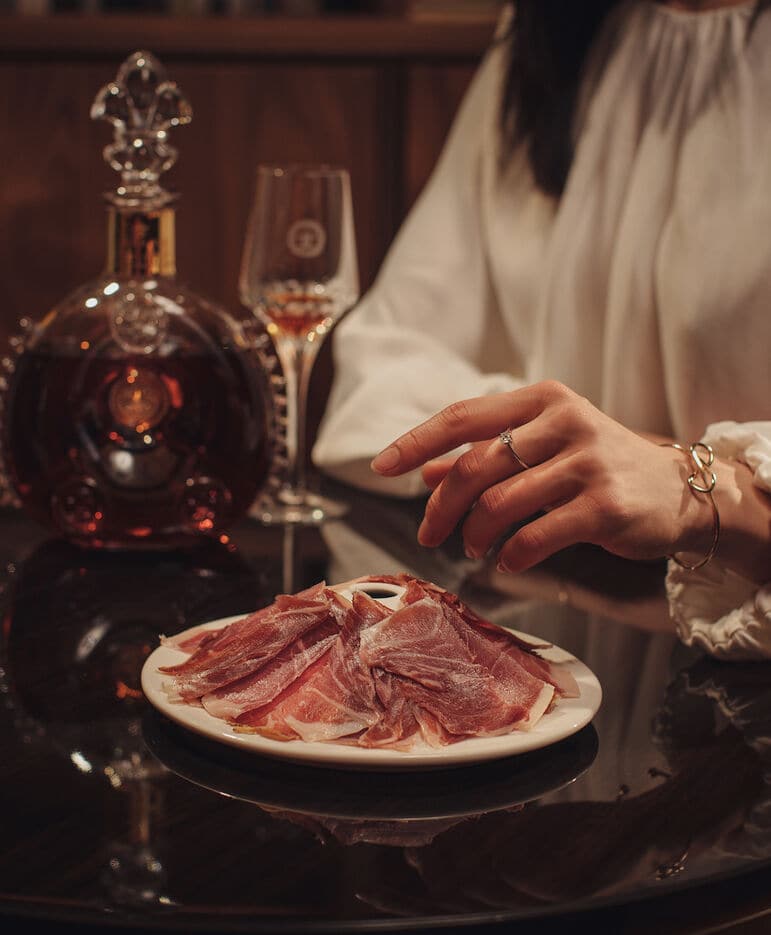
[664,442,720,571]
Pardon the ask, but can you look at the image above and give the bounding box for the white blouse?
[313,0,771,658]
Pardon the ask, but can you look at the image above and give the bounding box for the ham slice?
[162,624,231,655]
[160,581,328,654]
[159,585,333,702]
[361,573,579,698]
[201,617,339,720]
[359,670,422,749]
[234,598,382,743]
[359,598,554,739]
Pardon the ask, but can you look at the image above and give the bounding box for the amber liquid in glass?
[263,293,334,338]
[5,348,270,548]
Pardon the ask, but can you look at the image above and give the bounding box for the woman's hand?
[370,381,715,573]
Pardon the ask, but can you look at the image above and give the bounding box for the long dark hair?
[500,0,771,198]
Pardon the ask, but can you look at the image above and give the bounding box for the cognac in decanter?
[0,51,275,548]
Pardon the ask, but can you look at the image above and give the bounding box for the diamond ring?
[499,430,531,470]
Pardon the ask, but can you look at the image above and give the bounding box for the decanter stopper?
[90,51,192,210]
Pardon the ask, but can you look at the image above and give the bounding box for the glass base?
[250,489,349,526]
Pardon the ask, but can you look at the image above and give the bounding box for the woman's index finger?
[370,390,537,476]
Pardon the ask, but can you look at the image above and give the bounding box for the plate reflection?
[142,710,599,828]
[143,710,598,859]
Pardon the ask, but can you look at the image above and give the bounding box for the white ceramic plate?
[141,587,602,770]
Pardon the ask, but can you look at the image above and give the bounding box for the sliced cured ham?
[159,585,334,702]
[359,598,553,737]
[157,574,580,750]
[162,624,231,655]
[234,595,383,743]
[359,670,422,749]
[360,573,579,698]
[201,617,339,720]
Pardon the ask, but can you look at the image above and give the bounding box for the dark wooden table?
[2,484,771,934]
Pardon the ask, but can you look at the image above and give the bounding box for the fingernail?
[371,446,400,473]
[417,520,433,546]
[497,559,510,574]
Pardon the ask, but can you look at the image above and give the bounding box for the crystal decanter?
[0,51,276,549]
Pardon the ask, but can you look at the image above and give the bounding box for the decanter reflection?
[0,536,264,907]
[0,51,276,548]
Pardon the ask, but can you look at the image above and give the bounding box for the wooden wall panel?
[403,63,475,211]
[0,62,111,336]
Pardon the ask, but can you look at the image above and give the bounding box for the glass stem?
[273,333,321,503]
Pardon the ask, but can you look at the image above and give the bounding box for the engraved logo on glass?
[286,219,326,259]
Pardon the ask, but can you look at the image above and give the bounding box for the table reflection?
[1,496,771,930]
[136,658,771,917]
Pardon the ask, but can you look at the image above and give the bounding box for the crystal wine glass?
[240,164,359,525]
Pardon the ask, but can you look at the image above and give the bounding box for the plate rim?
[141,611,602,770]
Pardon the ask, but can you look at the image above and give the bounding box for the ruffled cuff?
[666,421,771,660]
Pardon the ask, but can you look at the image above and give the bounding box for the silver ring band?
[499,430,531,470]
